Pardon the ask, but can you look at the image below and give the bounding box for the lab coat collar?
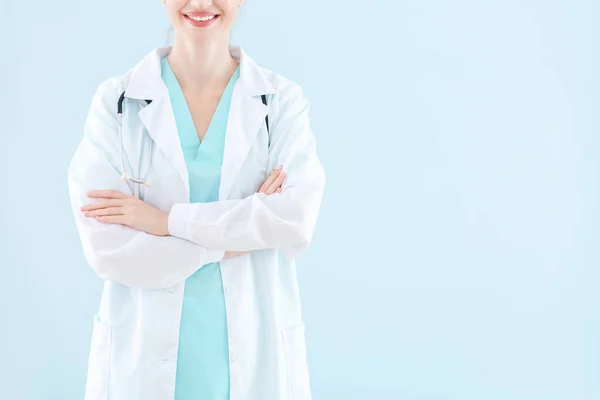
[124,45,276,100]
[122,45,274,199]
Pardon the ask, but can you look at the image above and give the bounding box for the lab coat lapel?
[220,46,276,200]
[219,87,268,200]
[139,98,190,196]
[126,46,190,195]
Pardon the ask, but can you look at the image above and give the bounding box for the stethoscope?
[117,91,154,187]
[116,90,270,188]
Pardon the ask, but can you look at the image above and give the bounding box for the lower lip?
[184,14,220,28]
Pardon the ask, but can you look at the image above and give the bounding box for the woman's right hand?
[223,166,286,259]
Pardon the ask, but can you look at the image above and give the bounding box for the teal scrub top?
[161,55,240,400]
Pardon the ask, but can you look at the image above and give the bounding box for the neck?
[167,36,238,91]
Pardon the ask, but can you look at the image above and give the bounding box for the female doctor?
[67,0,326,399]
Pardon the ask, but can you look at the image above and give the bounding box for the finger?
[258,166,283,193]
[275,187,282,193]
[265,171,286,194]
[87,190,130,200]
[258,169,280,193]
[264,171,285,195]
[84,207,125,218]
[96,215,129,226]
[81,199,125,212]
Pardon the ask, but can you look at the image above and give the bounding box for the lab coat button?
[226,286,235,295]
[231,352,241,362]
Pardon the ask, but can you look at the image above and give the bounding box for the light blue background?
[0,1,598,399]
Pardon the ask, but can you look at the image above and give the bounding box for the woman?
[67,0,326,399]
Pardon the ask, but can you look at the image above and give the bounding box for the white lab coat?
[67,45,326,400]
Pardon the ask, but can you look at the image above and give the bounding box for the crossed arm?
[69,78,325,290]
[79,169,286,257]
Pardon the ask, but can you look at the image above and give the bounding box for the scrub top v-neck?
[161,55,240,400]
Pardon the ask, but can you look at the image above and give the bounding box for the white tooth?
[190,15,215,21]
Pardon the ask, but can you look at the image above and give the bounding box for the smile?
[183,13,221,27]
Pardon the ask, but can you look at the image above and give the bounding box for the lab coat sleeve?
[68,79,225,290]
[168,82,326,260]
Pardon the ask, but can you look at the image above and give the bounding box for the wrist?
[161,211,170,236]
[167,203,187,239]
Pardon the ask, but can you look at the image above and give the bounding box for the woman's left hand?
[81,190,169,236]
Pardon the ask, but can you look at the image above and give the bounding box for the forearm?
[77,222,225,289]
[68,139,225,289]
[167,185,323,253]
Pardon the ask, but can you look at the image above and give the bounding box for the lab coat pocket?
[282,323,312,400]
[84,314,112,400]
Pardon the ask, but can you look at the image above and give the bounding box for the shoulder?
[89,69,133,108]
[254,67,315,142]
[264,68,307,103]
[258,68,311,122]
[82,68,136,145]
[84,66,140,128]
